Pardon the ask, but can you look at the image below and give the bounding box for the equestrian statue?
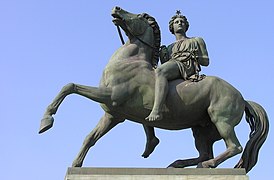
[39,7,269,173]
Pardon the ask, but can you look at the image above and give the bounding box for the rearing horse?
[39,7,269,173]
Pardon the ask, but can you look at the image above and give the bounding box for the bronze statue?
[39,7,269,173]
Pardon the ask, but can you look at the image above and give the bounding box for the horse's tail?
[234,100,269,173]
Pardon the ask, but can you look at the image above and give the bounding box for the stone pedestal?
[65,167,248,180]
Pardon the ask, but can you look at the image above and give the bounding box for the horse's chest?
[104,61,148,86]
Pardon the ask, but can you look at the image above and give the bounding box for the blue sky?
[1,1,273,179]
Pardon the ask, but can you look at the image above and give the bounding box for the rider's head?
[169,10,189,34]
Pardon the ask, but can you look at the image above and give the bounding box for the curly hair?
[169,14,189,34]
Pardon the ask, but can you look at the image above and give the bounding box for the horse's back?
[164,76,244,123]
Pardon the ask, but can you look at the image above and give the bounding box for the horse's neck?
[110,39,153,63]
[110,25,154,63]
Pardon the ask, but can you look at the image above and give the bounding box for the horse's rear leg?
[198,107,244,168]
[168,122,221,168]
[198,126,242,168]
[72,112,124,167]
[39,83,112,133]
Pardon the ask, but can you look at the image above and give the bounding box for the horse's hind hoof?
[39,115,54,134]
[197,162,203,168]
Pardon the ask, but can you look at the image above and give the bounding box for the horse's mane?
[141,13,161,68]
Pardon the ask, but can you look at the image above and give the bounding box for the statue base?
[65,167,248,180]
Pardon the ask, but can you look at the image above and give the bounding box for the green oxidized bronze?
[39,7,269,173]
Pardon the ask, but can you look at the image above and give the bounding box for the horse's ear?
[140,13,148,18]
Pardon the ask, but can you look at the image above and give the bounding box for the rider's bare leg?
[142,125,159,158]
[146,61,181,121]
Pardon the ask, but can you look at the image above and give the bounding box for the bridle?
[116,25,125,45]
[116,22,155,50]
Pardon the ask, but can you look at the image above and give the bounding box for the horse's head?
[111,6,161,67]
[112,6,150,38]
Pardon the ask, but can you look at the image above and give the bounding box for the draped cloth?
[167,37,208,80]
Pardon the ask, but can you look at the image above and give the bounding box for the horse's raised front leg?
[72,112,125,167]
[142,125,159,158]
[39,83,112,133]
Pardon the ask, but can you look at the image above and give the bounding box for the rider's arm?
[195,37,209,66]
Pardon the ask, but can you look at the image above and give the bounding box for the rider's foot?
[145,111,163,121]
[142,136,160,158]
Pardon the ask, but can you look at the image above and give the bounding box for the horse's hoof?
[167,165,175,168]
[197,162,204,168]
[72,161,83,167]
[39,115,54,134]
[197,161,215,168]
[141,137,159,158]
[167,160,186,168]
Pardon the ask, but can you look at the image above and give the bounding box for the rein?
[116,25,155,50]
[116,25,125,45]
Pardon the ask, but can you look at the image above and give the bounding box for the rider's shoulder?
[192,37,206,44]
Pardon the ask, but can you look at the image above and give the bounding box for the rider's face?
[173,17,187,34]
